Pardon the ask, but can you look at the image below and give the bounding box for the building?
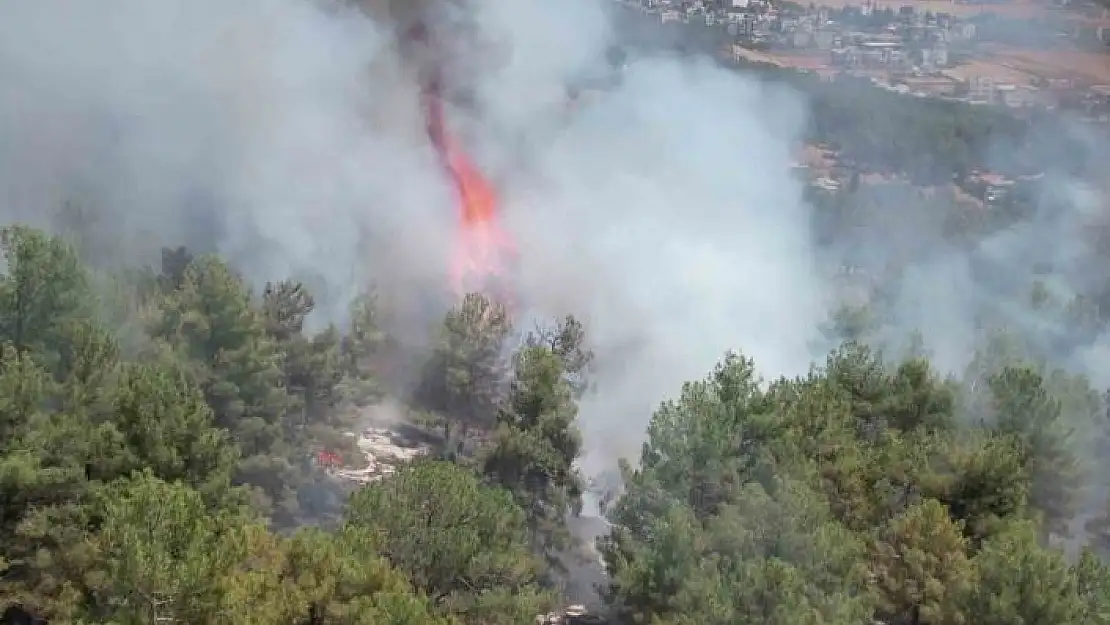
[950,22,976,41]
[919,46,934,69]
[814,29,836,49]
[832,40,909,69]
[933,42,949,67]
[968,76,994,103]
[896,75,961,97]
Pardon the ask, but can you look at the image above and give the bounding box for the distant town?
[610,0,1110,211]
[616,0,1110,118]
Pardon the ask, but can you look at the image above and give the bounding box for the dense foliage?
[2,199,1110,625]
[0,225,583,625]
[602,344,1110,625]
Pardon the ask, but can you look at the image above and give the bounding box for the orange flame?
[424,78,518,305]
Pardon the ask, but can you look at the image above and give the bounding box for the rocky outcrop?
[330,426,431,484]
[536,605,606,625]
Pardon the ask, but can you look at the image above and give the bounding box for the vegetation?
[0,10,1108,625]
[0,11,1101,625]
[0,208,1108,625]
[601,341,1110,625]
[1,3,1109,625]
[0,224,587,624]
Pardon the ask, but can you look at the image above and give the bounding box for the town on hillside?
[618,0,1110,116]
[609,0,1109,226]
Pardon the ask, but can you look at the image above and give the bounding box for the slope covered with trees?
[2,219,1110,625]
[602,346,1110,625]
[0,224,588,624]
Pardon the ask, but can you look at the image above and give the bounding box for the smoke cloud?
[490,57,821,471]
[0,0,458,321]
[0,0,826,471]
[434,0,825,469]
[826,134,1110,383]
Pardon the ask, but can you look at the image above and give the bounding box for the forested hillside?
[0,225,583,624]
[5,0,1110,621]
[1,217,1110,625]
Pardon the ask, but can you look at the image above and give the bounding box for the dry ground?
[732,46,835,69]
[943,58,1041,86]
[985,45,1110,84]
[818,0,1052,19]
[941,46,1110,85]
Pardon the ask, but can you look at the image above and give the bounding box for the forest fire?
[423,81,519,306]
[411,17,519,309]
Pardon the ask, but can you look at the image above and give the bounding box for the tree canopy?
[3,170,1110,625]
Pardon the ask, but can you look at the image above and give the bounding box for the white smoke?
[0,0,826,471]
[507,60,820,470]
[460,1,823,469]
[0,0,457,321]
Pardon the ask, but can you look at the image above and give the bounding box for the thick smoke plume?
[0,0,825,471]
[0,0,458,322]
[493,59,821,471]
[825,134,1110,383]
[420,0,826,471]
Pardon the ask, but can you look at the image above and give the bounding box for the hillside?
[2,0,1110,623]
